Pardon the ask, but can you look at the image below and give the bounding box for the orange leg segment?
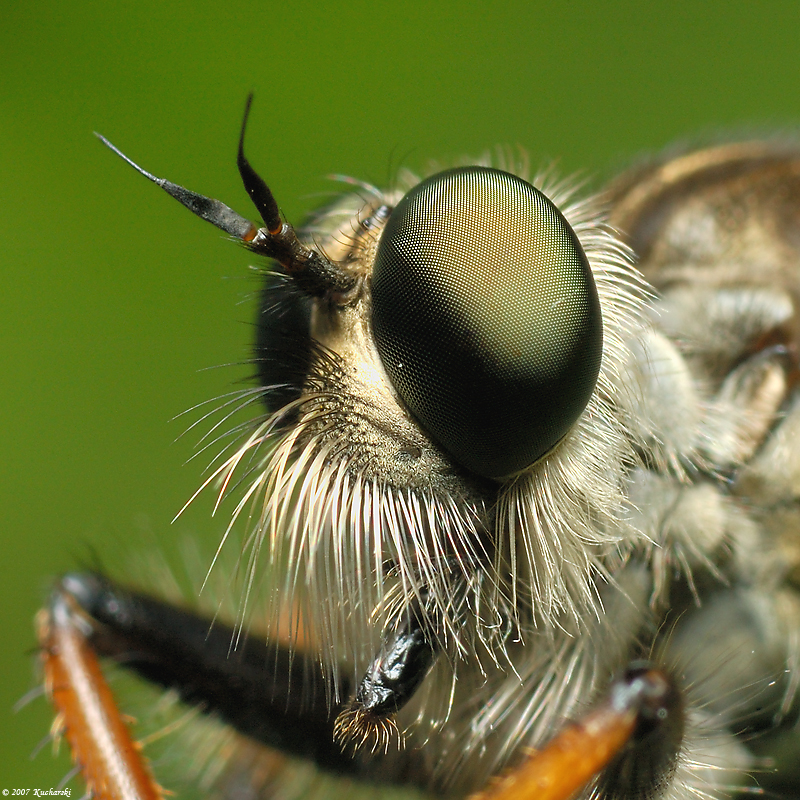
[470,667,672,800]
[38,584,164,800]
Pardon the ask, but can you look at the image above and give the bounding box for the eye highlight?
[371,166,603,480]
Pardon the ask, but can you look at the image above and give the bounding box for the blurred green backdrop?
[3,0,800,791]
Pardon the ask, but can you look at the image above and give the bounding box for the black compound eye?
[371,167,603,480]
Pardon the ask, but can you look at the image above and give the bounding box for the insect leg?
[469,664,680,800]
[42,573,368,776]
[38,580,164,800]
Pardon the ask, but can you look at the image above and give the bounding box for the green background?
[3,0,800,792]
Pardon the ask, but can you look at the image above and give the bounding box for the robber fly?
[36,97,800,799]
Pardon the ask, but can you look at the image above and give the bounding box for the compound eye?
[371,167,603,480]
